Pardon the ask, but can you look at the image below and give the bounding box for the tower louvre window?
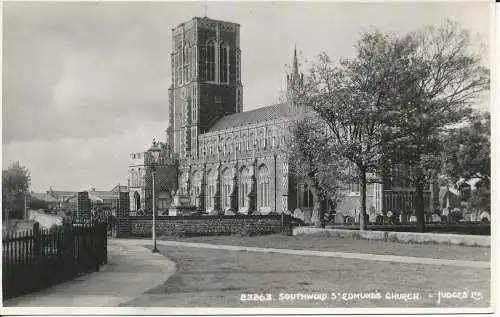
[206,41,216,82]
[175,46,182,86]
[183,44,191,82]
[219,43,229,83]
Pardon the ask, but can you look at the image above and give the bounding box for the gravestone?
[334,213,345,224]
[293,208,305,222]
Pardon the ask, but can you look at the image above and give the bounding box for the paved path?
[3,239,176,307]
[150,239,489,269]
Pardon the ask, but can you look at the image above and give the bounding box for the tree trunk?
[311,185,326,228]
[415,181,425,233]
[359,169,367,231]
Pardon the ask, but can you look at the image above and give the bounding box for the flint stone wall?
[130,214,289,237]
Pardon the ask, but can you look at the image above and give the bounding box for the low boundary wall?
[130,214,292,237]
[293,227,490,247]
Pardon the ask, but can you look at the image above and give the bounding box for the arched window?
[183,44,191,82]
[239,167,251,208]
[206,41,216,82]
[175,46,182,85]
[207,169,217,208]
[134,192,141,211]
[258,165,270,208]
[137,168,142,187]
[222,168,233,209]
[219,42,229,83]
[130,170,137,187]
[301,183,314,208]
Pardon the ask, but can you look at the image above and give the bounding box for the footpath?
[3,239,176,307]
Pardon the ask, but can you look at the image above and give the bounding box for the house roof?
[31,193,59,203]
[110,185,128,193]
[208,103,293,132]
[47,190,78,197]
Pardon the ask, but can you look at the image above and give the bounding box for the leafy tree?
[29,196,49,211]
[287,116,346,228]
[383,20,489,231]
[294,32,416,230]
[2,161,31,220]
[468,180,490,213]
[442,112,490,186]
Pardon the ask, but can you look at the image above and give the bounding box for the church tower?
[167,17,243,159]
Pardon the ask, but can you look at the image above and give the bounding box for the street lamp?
[148,139,161,253]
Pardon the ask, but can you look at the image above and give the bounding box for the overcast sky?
[2,1,491,193]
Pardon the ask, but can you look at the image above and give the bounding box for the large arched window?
[219,42,229,83]
[300,183,314,208]
[183,44,191,82]
[206,41,216,82]
[175,45,182,85]
[239,166,251,207]
[222,168,233,209]
[258,165,270,208]
[207,169,217,208]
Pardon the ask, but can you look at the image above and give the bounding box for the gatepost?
[77,191,91,223]
[116,191,131,237]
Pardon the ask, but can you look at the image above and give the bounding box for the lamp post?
[148,139,161,253]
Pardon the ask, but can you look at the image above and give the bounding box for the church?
[127,16,433,222]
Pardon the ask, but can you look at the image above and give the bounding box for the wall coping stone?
[293,227,490,247]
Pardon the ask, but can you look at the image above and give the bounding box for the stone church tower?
[167,17,243,159]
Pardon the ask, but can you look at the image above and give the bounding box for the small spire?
[292,44,299,77]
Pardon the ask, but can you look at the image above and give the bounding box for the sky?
[2,1,492,193]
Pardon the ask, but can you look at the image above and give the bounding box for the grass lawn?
[158,234,490,261]
[121,244,490,308]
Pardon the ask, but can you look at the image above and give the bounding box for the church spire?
[287,44,303,99]
[292,44,299,78]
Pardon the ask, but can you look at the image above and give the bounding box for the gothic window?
[236,50,241,82]
[134,192,141,211]
[207,169,217,208]
[240,167,250,207]
[175,46,182,85]
[219,43,229,83]
[130,170,137,187]
[206,41,216,82]
[137,168,142,187]
[258,165,270,208]
[222,168,232,209]
[301,183,314,208]
[183,44,191,82]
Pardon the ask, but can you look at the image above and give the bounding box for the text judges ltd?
[240,292,420,302]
